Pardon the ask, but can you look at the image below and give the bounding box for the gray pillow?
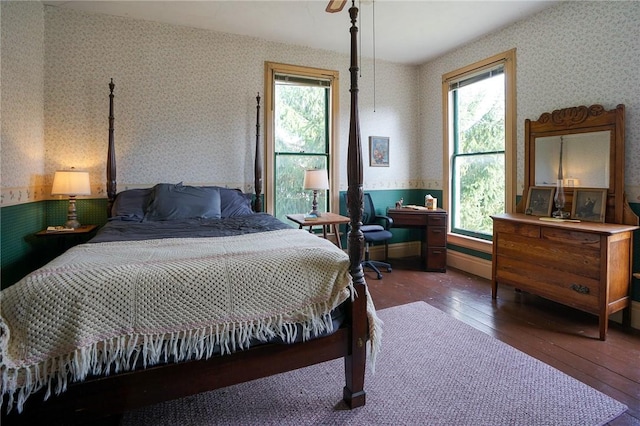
[110,188,152,221]
[144,183,221,221]
[213,187,254,217]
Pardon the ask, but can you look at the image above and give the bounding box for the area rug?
[121,301,627,426]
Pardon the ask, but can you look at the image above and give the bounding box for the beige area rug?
[122,301,627,426]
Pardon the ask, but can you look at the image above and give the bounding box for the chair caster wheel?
[376,273,383,279]
[386,267,392,272]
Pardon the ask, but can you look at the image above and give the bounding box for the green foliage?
[452,74,505,237]
[274,84,329,222]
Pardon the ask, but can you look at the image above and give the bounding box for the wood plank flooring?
[366,257,640,425]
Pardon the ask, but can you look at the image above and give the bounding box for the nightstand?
[286,213,350,249]
[35,225,99,251]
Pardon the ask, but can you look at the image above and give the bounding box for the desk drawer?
[427,214,447,227]
[427,226,446,246]
[391,214,427,226]
[426,247,447,271]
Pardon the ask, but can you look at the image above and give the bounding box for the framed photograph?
[525,186,555,216]
[369,136,389,167]
[571,188,607,222]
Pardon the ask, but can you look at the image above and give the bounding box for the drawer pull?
[432,250,442,254]
[570,284,590,294]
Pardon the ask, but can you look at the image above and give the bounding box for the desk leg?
[333,224,342,249]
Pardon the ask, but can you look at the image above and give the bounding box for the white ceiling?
[43,0,560,65]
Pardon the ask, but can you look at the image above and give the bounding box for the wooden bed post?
[343,0,368,409]
[254,92,263,213]
[106,78,116,217]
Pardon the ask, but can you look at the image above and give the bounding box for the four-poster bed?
[0,2,376,424]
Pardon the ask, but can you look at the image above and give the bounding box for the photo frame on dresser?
[525,186,555,216]
[571,188,607,222]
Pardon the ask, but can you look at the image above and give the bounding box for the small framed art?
[525,186,555,216]
[369,136,389,167]
[571,188,607,222]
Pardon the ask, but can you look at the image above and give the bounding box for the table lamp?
[51,169,91,228]
[303,169,329,217]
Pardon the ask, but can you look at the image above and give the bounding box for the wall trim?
[447,249,493,279]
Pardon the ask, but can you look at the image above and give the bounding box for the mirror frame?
[522,104,636,225]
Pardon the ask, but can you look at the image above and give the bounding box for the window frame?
[264,62,340,215]
[442,49,516,252]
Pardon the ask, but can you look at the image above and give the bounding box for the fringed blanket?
[0,229,380,413]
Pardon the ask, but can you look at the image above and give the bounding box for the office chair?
[350,193,394,279]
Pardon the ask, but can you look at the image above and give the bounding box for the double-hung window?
[443,50,516,245]
[264,62,339,223]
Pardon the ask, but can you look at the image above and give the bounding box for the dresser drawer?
[493,220,540,238]
[495,232,600,280]
[541,227,601,249]
[495,254,600,312]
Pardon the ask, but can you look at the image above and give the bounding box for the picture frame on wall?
[369,136,389,167]
[571,188,607,222]
[525,186,555,216]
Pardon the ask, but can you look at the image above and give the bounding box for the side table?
[286,212,350,249]
[35,224,99,251]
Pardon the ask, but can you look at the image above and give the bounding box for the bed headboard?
[104,84,264,216]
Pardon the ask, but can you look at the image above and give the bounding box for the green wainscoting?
[1,199,108,289]
[2,194,639,301]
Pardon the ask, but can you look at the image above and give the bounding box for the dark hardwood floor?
[366,257,640,425]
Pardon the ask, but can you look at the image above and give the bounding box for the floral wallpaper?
[1,3,420,206]
[2,2,639,206]
[419,1,640,201]
[0,1,46,205]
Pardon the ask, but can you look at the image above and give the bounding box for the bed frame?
[2,3,369,424]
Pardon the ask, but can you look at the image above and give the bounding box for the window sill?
[447,233,492,254]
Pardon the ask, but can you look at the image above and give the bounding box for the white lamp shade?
[303,169,329,191]
[51,170,91,196]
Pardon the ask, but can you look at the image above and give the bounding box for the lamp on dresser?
[51,168,91,229]
[303,169,329,217]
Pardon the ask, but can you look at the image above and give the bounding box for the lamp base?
[64,219,82,229]
[552,209,570,219]
[65,196,81,229]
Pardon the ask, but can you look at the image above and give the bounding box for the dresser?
[491,213,637,340]
[387,208,447,272]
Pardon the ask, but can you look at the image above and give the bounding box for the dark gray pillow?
[216,187,254,217]
[110,188,152,221]
[144,183,221,221]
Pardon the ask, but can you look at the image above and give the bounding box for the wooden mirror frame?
[521,104,638,225]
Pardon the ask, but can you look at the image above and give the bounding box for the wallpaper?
[419,1,640,201]
[3,2,639,207]
[1,4,421,206]
[0,1,46,204]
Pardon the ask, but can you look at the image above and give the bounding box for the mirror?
[522,104,637,225]
[534,131,610,188]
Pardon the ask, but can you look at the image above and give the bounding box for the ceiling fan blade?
[326,0,347,13]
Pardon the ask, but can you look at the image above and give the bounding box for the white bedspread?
[0,229,379,412]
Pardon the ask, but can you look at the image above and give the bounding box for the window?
[442,50,516,246]
[264,62,339,222]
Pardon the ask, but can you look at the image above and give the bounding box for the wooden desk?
[286,212,350,249]
[387,208,447,272]
[492,213,638,340]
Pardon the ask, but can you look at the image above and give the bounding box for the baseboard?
[377,242,640,331]
[446,249,492,280]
